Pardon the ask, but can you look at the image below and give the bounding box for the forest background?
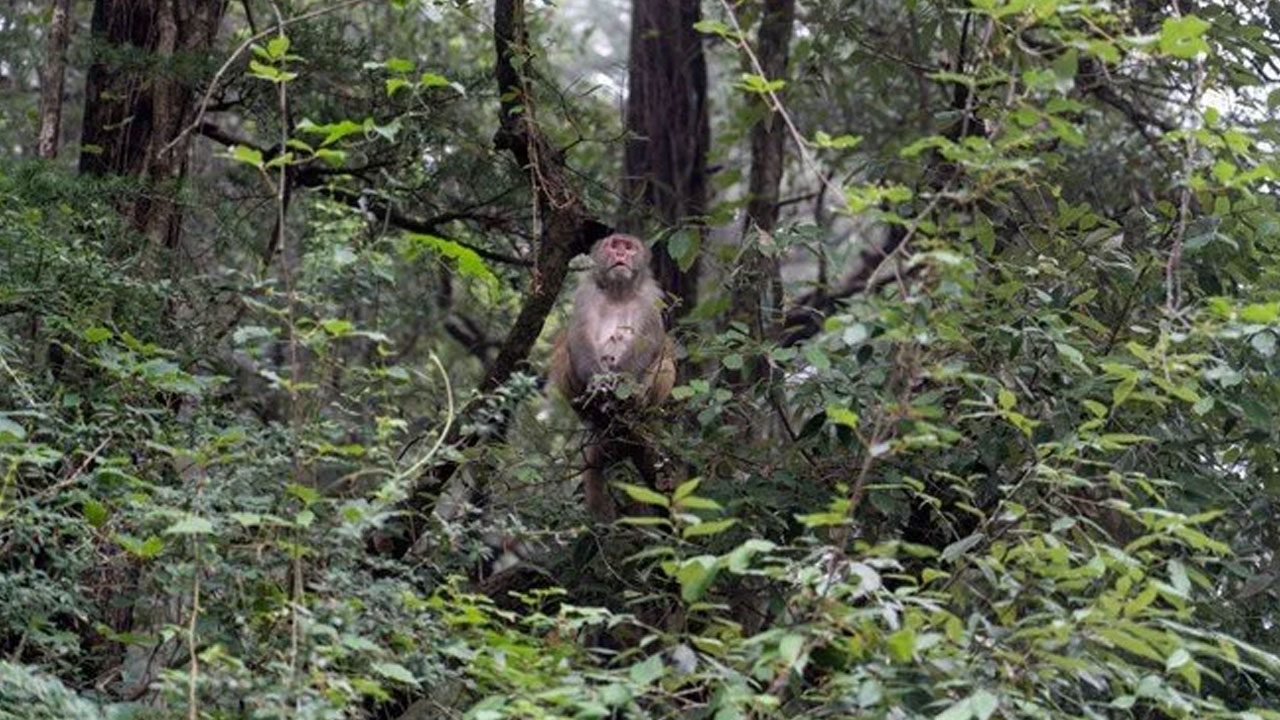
[2,0,1280,718]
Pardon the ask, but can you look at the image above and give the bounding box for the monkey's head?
[590,233,651,292]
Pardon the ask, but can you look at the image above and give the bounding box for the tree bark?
[37,0,75,159]
[78,0,227,250]
[729,0,795,343]
[621,0,710,320]
[369,0,611,558]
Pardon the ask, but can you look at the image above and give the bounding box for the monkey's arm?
[613,309,665,375]
[549,331,587,401]
[644,336,676,405]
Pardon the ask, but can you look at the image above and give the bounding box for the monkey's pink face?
[593,234,646,285]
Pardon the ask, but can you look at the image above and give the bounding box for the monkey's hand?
[585,371,624,396]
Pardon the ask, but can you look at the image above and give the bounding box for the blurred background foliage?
[2,0,1280,718]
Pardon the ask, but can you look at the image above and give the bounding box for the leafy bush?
[2,0,1279,718]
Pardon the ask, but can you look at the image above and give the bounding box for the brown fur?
[550,234,675,519]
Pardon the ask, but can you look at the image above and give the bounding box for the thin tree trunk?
[37,0,75,159]
[730,0,795,343]
[367,0,612,560]
[621,0,710,321]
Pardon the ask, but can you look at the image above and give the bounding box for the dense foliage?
[2,0,1279,718]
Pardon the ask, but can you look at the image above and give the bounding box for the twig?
[160,0,367,156]
[397,354,454,480]
[1165,1,1205,314]
[718,0,843,206]
[31,436,112,500]
[0,354,36,407]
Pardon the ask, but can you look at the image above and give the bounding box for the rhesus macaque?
[550,233,676,520]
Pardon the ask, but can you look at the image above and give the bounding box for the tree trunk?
[621,0,710,321]
[79,0,227,251]
[729,0,795,343]
[37,0,75,159]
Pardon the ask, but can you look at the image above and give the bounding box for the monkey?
[550,233,676,520]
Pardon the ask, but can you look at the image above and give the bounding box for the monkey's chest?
[595,311,639,349]
[593,307,643,369]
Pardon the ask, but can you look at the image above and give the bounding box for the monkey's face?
[591,234,648,289]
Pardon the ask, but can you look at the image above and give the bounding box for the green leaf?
[404,233,499,291]
[665,230,700,272]
[886,628,915,662]
[0,416,27,442]
[287,483,321,506]
[934,698,972,720]
[997,388,1016,410]
[419,71,451,88]
[1212,160,1237,183]
[682,518,737,538]
[372,662,420,687]
[1099,433,1155,448]
[1088,39,1121,63]
[1082,399,1108,418]
[116,534,165,559]
[825,405,859,429]
[629,654,666,685]
[264,151,294,169]
[83,500,109,528]
[1051,49,1078,84]
[677,495,722,511]
[164,515,214,535]
[321,318,355,336]
[670,385,695,400]
[297,118,365,147]
[247,59,296,83]
[1251,332,1276,358]
[722,353,744,370]
[1055,342,1086,368]
[385,77,411,96]
[1113,376,1137,407]
[369,118,401,142]
[814,131,862,149]
[736,73,786,94]
[1192,395,1215,415]
[228,145,264,168]
[1166,647,1192,671]
[778,633,806,666]
[692,19,736,38]
[805,345,831,371]
[674,556,719,602]
[1169,559,1192,595]
[673,477,701,501]
[725,539,776,572]
[1159,15,1211,58]
[942,533,985,563]
[84,327,113,343]
[314,148,346,167]
[265,35,290,59]
[615,482,669,507]
[796,511,848,528]
[1240,302,1279,323]
[384,57,414,73]
[1097,627,1163,662]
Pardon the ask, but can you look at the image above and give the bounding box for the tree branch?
[311,186,532,267]
[197,122,533,267]
[372,0,611,557]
